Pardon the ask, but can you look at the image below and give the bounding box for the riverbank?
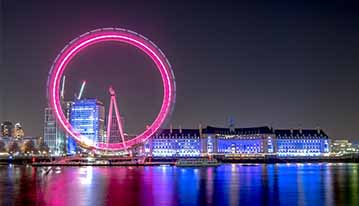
[31,162,176,167]
[1,155,359,166]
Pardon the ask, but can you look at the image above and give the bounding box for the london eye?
[47,28,176,151]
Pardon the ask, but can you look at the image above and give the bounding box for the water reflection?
[0,163,358,206]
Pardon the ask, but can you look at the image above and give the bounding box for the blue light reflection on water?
[0,163,358,206]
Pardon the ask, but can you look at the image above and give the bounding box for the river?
[0,163,358,206]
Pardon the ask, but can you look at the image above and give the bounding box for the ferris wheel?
[47,28,176,151]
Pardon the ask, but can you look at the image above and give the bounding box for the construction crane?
[60,76,66,100]
[77,81,86,100]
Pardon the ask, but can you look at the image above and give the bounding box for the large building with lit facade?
[274,128,330,156]
[331,139,358,154]
[146,126,331,157]
[201,126,275,155]
[145,128,201,157]
[43,101,73,155]
[44,97,106,155]
[69,99,105,147]
[1,121,25,139]
[43,107,67,154]
[1,121,13,137]
[13,123,25,138]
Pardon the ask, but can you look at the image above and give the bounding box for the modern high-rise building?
[13,122,25,138]
[43,101,72,155]
[70,99,105,146]
[1,121,13,137]
[43,107,67,154]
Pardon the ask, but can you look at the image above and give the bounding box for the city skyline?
[1,1,359,141]
[0,2,358,205]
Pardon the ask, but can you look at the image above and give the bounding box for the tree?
[59,142,67,155]
[37,137,49,154]
[0,141,6,152]
[8,141,20,153]
[22,140,36,154]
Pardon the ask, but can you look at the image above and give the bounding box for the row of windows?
[152,149,200,153]
[278,149,321,153]
[218,137,263,140]
[218,143,263,147]
[218,149,261,153]
[154,146,200,149]
[278,140,324,143]
[277,136,327,139]
[153,142,198,146]
[153,139,200,143]
[278,143,322,146]
[278,146,322,149]
[154,136,200,139]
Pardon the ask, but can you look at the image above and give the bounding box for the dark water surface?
[0,163,358,206]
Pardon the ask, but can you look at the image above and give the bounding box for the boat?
[175,158,221,167]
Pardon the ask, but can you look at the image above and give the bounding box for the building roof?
[274,129,328,139]
[153,126,330,139]
[73,98,104,106]
[203,126,273,135]
[156,129,200,136]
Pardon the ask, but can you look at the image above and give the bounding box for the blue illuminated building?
[146,125,330,157]
[275,128,330,156]
[68,99,105,153]
[202,126,275,155]
[146,128,201,157]
[67,136,77,154]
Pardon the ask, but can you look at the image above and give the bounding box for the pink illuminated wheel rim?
[47,28,176,151]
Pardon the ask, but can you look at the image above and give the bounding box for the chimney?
[316,126,321,134]
[228,117,235,132]
[179,125,182,133]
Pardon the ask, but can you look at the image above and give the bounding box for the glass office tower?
[43,108,66,155]
[69,99,105,149]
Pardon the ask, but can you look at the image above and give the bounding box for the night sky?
[1,0,359,140]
